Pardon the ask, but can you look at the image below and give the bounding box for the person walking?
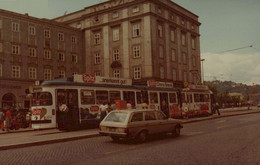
[100,102,108,121]
[0,109,5,131]
[216,102,221,115]
[5,107,12,132]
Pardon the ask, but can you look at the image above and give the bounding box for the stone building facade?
[54,0,202,85]
[0,9,84,108]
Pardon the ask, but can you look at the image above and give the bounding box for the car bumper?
[99,131,129,138]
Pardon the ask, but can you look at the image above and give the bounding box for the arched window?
[2,93,16,108]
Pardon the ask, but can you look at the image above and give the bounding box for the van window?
[145,111,156,121]
[131,112,143,122]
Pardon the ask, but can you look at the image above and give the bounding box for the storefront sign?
[74,74,132,86]
[147,80,174,88]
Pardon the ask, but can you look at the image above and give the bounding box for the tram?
[30,74,212,130]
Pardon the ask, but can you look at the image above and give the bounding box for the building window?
[58,33,64,41]
[94,33,101,45]
[58,52,65,61]
[112,12,119,18]
[192,56,197,67]
[158,24,163,38]
[72,72,78,76]
[191,37,196,49]
[12,45,19,55]
[0,19,2,29]
[114,70,120,78]
[59,71,66,78]
[44,29,51,38]
[191,24,195,30]
[181,19,185,25]
[170,29,175,42]
[159,45,163,58]
[29,26,35,35]
[44,40,51,48]
[113,49,119,61]
[28,67,37,79]
[160,66,164,79]
[171,49,176,61]
[133,66,141,79]
[29,48,36,57]
[179,70,183,81]
[95,72,101,76]
[183,53,187,64]
[71,54,78,63]
[44,69,52,80]
[113,29,119,41]
[184,71,188,82]
[132,6,139,13]
[181,32,186,46]
[0,64,2,77]
[95,52,101,64]
[12,22,19,32]
[133,23,140,37]
[172,69,177,81]
[12,65,20,78]
[133,45,141,58]
[71,36,77,44]
[94,16,100,23]
[44,50,51,59]
[158,7,162,14]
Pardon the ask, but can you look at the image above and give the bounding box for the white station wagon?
[99,109,183,142]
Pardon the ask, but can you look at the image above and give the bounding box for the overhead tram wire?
[216,45,253,54]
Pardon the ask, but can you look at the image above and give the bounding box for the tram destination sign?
[74,74,132,86]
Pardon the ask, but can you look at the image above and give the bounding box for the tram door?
[56,89,79,129]
[160,93,169,117]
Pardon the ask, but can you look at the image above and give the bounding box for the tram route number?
[32,108,42,115]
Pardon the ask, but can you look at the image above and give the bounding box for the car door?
[128,112,144,137]
[144,111,161,134]
[155,111,172,133]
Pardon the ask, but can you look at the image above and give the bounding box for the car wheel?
[138,131,148,142]
[172,125,181,137]
[111,136,120,142]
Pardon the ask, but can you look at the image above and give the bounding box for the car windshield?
[104,112,128,123]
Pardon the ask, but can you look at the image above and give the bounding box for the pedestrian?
[5,107,12,132]
[100,102,108,120]
[216,102,220,115]
[0,109,5,131]
[141,102,148,109]
[58,98,69,130]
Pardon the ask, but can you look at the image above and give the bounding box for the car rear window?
[104,112,128,123]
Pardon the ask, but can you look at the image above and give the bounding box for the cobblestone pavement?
[0,113,260,165]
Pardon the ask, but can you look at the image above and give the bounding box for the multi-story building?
[54,0,202,85]
[0,9,84,108]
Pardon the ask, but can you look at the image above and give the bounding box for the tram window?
[189,94,193,103]
[200,94,205,102]
[204,94,209,102]
[81,90,95,105]
[194,94,200,102]
[32,92,52,106]
[109,91,121,103]
[96,90,109,104]
[169,93,177,103]
[136,92,142,104]
[123,91,136,106]
[182,93,187,103]
[149,92,158,104]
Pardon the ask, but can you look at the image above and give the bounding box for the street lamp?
[201,59,205,84]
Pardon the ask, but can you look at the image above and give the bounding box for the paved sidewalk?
[0,108,259,151]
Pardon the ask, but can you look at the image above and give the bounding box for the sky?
[0,0,260,85]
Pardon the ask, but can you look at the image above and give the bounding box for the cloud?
[202,52,260,85]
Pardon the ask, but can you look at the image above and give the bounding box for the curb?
[0,133,100,151]
[182,110,260,124]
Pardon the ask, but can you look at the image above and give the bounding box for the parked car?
[99,109,183,142]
